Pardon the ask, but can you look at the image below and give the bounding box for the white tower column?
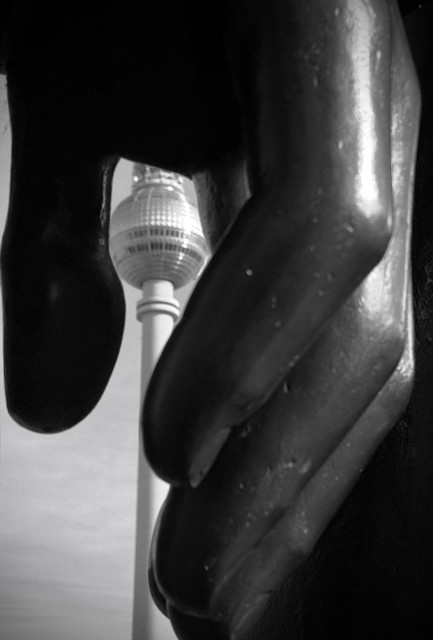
[109,163,208,640]
[133,279,179,640]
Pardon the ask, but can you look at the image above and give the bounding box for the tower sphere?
[109,164,208,290]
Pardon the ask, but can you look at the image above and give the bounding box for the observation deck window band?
[115,244,206,263]
[129,229,200,239]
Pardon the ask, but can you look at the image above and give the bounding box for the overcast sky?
[0,76,195,640]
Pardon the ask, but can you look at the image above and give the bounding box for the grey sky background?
[0,76,195,640]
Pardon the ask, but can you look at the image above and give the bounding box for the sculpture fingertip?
[188,426,232,487]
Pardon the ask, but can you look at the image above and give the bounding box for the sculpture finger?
[0,68,125,431]
[148,519,227,638]
[151,246,413,624]
[143,0,395,486]
[211,303,414,640]
[152,301,414,640]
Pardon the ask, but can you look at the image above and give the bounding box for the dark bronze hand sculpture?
[0,1,431,638]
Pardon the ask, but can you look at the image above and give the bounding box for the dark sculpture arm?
[145,1,421,638]
[1,122,125,430]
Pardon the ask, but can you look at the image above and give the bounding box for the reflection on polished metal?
[109,164,208,290]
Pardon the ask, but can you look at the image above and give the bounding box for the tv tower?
[109,164,208,639]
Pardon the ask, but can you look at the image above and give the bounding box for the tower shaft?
[133,280,179,640]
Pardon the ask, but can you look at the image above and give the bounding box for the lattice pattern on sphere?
[109,165,208,290]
